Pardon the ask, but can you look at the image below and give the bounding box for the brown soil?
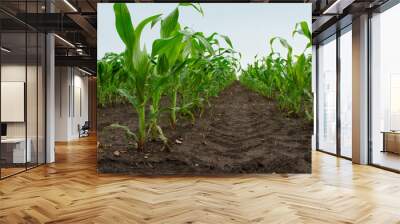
[97,81,312,175]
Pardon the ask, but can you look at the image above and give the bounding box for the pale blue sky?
[98,3,311,68]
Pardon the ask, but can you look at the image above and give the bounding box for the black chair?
[79,121,90,138]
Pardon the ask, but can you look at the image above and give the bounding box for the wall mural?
[97,3,313,175]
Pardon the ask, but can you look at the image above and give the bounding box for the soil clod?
[113,151,120,157]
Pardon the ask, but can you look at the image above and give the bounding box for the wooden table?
[381,131,400,154]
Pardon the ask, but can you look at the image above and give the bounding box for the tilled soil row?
[97,81,312,174]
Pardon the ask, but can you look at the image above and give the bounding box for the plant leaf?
[113,3,135,51]
[179,3,204,16]
[220,34,233,48]
[135,14,162,48]
[118,88,137,108]
[109,123,138,142]
[161,8,180,38]
[194,32,214,55]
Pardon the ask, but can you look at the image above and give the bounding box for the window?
[370,3,400,171]
[317,35,337,154]
[0,1,46,179]
[339,27,352,158]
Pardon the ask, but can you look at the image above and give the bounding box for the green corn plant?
[151,4,208,129]
[103,3,241,149]
[97,52,129,107]
[178,32,214,118]
[239,21,312,121]
[113,3,161,151]
[178,31,239,119]
[151,7,184,129]
[147,54,177,146]
[97,59,113,107]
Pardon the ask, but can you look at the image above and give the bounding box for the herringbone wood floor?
[1,135,400,224]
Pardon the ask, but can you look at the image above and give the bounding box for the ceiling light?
[63,0,78,12]
[78,67,93,76]
[76,48,86,55]
[54,34,75,48]
[1,47,11,53]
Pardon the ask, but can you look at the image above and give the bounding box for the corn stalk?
[113,3,161,150]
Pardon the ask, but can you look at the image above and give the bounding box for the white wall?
[55,66,70,141]
[55,67,89,141]
[71,73,89,138]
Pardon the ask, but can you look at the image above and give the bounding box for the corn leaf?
[113,4,135,52]
[161,8,179,38]
[220,34,233,49]
[179,3,204,16]
[135,14,162,48]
